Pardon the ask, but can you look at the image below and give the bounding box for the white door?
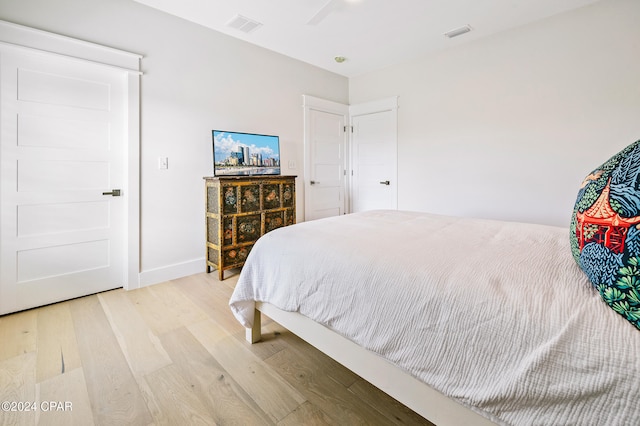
[303,96,348,221]
[351,99,398,213]
[0,47,128,314]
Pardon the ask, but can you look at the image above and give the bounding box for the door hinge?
[343,126,353,133]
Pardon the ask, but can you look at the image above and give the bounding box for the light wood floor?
[0,271,434,426]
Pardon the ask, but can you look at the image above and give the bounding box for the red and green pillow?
[570,139,640,330]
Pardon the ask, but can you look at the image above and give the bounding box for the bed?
[229,209,640,425]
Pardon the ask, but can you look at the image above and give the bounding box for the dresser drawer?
[222,244,252,266]
[237,214,261,243]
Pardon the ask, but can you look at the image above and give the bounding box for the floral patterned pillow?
[570,139,640,330]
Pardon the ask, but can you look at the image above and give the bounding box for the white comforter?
[229,210,640,425]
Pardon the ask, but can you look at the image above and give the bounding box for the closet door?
[0,47,128,314]
[303,95,348,221]
[350,98,398,213]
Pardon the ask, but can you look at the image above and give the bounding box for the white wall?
[350,0,640,227]
[0,0,348,285]
[3,0,638,286]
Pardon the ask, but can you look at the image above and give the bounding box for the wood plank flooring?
[0,272,434,425]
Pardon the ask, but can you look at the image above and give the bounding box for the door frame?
[302,95,349,221]
[0,20,142,290]
[349,96,399,212]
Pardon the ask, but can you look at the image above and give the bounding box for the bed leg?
[245,308,262,343]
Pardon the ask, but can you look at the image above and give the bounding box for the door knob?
[102,189,121,196]
[379,180,390,185]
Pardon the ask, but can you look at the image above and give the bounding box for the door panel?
[305,108,346,221]
[309,187,342,218]
[17,240,110,282]
[19,113,110,150]
[17,201,109,236]
[18,160,110,190]
[351,109,398,212]
[0,48,127,314]
[18,67,111,110]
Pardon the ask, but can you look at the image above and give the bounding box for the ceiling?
[132,0,601,78]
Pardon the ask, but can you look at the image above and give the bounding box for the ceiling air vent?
[444,25,472,39]
[226,14,263,33]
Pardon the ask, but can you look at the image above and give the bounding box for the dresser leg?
[218,269,224,280]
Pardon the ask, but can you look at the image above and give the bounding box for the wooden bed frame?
[247,302,497,426]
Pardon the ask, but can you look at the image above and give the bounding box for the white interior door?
[303,96,348,221]
[0,47,128,314]
[351,99,398,213]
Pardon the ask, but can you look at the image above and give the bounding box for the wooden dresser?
[204,175,296,280]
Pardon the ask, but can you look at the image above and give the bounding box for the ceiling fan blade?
[307,0,340,26]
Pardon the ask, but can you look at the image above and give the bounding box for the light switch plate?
[158,157,168,169]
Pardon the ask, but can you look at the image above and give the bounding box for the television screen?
[212,130,281,176]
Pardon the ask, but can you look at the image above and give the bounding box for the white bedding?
[229,210,640,425]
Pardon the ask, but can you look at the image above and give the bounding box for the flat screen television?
[212,130,281,176]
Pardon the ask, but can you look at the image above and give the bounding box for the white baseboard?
[138,258,205,288]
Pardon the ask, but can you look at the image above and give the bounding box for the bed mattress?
[230,210,640,425]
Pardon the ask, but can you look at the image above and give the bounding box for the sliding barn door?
[0,47,128,314]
